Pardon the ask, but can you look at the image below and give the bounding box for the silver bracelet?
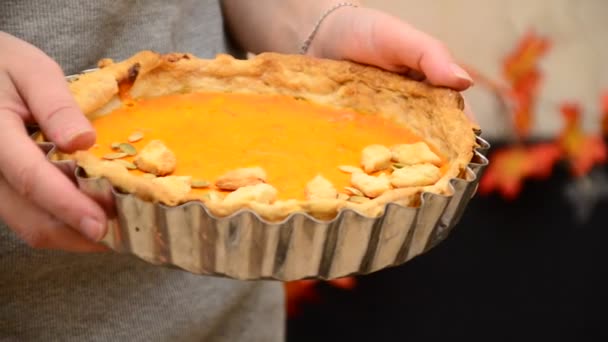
[298,2,359,55]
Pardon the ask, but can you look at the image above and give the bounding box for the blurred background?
[286,1,608,341]
[371,0,606,140]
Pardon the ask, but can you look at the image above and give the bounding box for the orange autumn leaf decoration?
[502,31,551,85]
[285,277,356,318]
[502,31,551,138]
[285,280,320,317]
[602,91,608,137]
[557,102,607,177]
[478,143,561,200]
[508,70,542,139]
[471,30,558,199]
[477,98,608,199]
[462,30,551,139]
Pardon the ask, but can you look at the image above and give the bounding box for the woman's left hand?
[306,5,474,92]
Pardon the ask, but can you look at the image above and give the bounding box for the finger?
[336,8,474,90]
[0,32,95,152]
[373,14,473,89]
[0,112,107,241]
[0,175,108,252]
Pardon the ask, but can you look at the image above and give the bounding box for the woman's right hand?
[0,31,108,252]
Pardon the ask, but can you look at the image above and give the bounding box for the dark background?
[287,144,608,342]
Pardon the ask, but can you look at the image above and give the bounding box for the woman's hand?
[306,5,474,91]
[223,0,474,94]
[0,32,107,252]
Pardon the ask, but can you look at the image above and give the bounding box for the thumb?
[1,32,95,152]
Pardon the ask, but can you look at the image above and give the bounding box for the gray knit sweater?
[0,1,284,341]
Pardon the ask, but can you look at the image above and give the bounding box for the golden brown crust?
[391,142,442,166]
[223,183,278,205]
[361,145,392,173]
[350,172,391,198]
[305,175,338,201]
[134,140,177,176]
[60,50,478,221]
[391,164,441,188]
[73,151,191,206]
[215,167,267,191]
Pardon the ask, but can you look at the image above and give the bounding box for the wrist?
[303,2,360,59]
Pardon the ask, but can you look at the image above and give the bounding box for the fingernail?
[79,217,104,241]
[63,128,96,150]
[450,63,474,85]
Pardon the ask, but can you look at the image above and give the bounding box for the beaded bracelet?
[298,2,359,55]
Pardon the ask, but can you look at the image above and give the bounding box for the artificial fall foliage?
[502,31,551,85]
[557,103,607,177]
[502,31,551,138]
[285,277,356,317]
[285,280,319,317]
[602,92,608,137]
[474,30,608,199]
[478,143,562,200]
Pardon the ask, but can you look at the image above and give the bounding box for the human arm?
[221,0,473,91]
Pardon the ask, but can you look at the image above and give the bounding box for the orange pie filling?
[82,91,449,217]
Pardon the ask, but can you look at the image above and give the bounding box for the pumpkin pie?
[55,51,478,221]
